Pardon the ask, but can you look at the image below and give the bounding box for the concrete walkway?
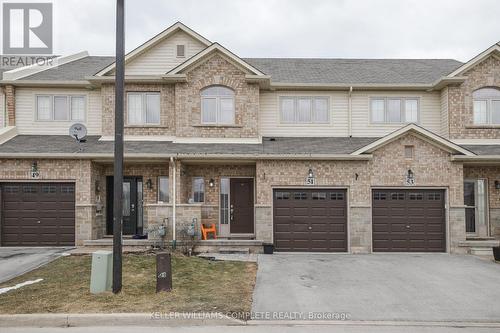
[0,247,72,283]
[252,253,500,322]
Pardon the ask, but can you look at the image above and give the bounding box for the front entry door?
[107,176,142,235]
[230,178,254,234]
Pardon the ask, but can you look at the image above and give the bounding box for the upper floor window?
[127,92,160,125]
[201,86,235,125]
[36,95,85,121]
[280,96,329,124]
[473,87,500,125]
[370,97,419,124]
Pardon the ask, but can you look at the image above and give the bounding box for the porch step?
[218,247,250,254]
[470,247,493,256]
[458,240,500,248]
[83,239,156,247]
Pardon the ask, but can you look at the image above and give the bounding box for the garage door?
[273,189,347,252]
[1,183,75,246]
[372,189,446,252]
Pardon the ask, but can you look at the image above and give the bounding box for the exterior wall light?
[146,178,153,190]
[308,169,314,178]
[209,178,215,188]
[495,181,500,189]
[407,169,414,179]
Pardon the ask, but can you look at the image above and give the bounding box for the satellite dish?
[69,123,87,142]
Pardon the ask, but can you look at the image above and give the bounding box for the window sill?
[465,125,500,129]
[192,124,243,128]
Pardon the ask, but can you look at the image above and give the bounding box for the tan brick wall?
[448,55,500,139]
[174,53,259,138]
[101,83,175,137]
[369,135,464,206]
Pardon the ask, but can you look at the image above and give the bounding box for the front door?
[106,176,143,235]
[229,178,254,234]
[464,179,488,237]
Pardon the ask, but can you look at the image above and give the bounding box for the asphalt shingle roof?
[462,145,500,156]
[243,58,463,85]
[19,56,114,81]
[0,136,378,156]
[12,55,463,85]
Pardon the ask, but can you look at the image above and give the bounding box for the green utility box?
[90,250,112,294]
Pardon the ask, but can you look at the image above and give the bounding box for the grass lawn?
[0,254,257,314]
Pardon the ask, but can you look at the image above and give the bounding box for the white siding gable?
[125,30,206,75]
[15,87,102,135]
[260,90,443,137]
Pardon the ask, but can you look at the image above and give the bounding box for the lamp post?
[112,0,125,294]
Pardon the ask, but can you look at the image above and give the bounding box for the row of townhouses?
[0,22,499,254]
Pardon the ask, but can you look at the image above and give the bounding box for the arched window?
[473,87,500,125]
[200,86,235,125]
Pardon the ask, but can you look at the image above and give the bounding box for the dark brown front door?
[1,182,75,246]
[230,178,254,234]
[273,189,348,252]
[372,189,446,252]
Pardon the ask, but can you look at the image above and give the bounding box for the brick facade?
[100,53,260,139]
[448,55,500,139]
[174,54,259,138]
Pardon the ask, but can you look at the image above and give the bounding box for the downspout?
[348,86,353,137]
[170,156,177,248]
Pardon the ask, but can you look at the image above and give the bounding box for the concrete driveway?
[252,254,500,322]
[0,247,72,283]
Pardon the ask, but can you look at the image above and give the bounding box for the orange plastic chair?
[201,223,217,240]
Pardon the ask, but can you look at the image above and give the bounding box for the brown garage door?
[273,189,347,252]
[372,189,446,252]
[1,183,75,246]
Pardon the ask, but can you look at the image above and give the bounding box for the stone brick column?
[5,85,15,126]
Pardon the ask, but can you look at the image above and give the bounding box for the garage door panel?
[273,189,347,252]
[372,189,445,252]
[1,182,75,246]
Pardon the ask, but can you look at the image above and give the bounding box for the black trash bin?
[493,246,500,261]
[263,243,274,254]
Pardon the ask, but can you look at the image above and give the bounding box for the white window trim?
[279,96,331,124]
[126,92,161,126]
[473,98,500,125]
[35,94,87,122]
[157,176,169,203]
[200,87,235,125]
[369,97,420,124]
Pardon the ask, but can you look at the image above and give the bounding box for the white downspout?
[170,156,176,244]
[348,86,353,137]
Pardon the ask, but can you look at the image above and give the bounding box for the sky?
[27,0,500,61]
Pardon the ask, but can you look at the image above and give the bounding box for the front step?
[218,247,250,254]
[470,247,493,256]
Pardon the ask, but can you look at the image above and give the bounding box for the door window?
[122,182,131,217]
[220,178,230,225]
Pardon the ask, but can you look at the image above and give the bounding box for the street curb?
[0,313,246,327]
[248,320,500,328]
